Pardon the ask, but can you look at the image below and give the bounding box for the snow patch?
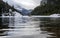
[50,14,60,16]
[13,11,22,17]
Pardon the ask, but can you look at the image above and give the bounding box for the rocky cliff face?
[0,0,22,16]
[0,0,11,13]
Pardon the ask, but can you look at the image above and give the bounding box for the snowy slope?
[13,11,22,16]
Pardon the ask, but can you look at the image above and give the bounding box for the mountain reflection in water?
[0,16,60,38]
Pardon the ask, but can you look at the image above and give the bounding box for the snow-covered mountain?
[2,0,31,15]
[15,5,32,15]
[3,0,41,15]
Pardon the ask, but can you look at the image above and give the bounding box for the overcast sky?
[3,0,42,9]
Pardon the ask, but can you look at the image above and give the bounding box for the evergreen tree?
[31,0,60,15]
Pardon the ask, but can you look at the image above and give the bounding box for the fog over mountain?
[3,0,41,9]
[13,0,41,9]
[3,0,41,15]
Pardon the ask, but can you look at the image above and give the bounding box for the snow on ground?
[50,14,60,16]
[12,11,22,17]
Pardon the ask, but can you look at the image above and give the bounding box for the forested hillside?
[31,0,60,15]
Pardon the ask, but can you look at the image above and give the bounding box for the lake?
[0,16,60,38]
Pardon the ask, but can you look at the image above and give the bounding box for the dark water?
[0,16,60,38]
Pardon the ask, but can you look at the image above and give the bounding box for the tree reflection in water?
[0,17,14,36]
[40,17,60,38]
[0,17,60,38]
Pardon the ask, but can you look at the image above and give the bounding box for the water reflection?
[0,16,60,38]
[40,17,60,38]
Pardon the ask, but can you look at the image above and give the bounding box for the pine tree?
[31,0,60,15]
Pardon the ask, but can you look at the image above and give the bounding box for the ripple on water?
[1,16,58,38]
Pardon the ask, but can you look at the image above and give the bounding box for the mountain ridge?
[3,0,32,15]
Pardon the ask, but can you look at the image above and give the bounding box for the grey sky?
[3,0,42,9]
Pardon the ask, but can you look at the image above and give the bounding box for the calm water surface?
[0,16,60,38]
